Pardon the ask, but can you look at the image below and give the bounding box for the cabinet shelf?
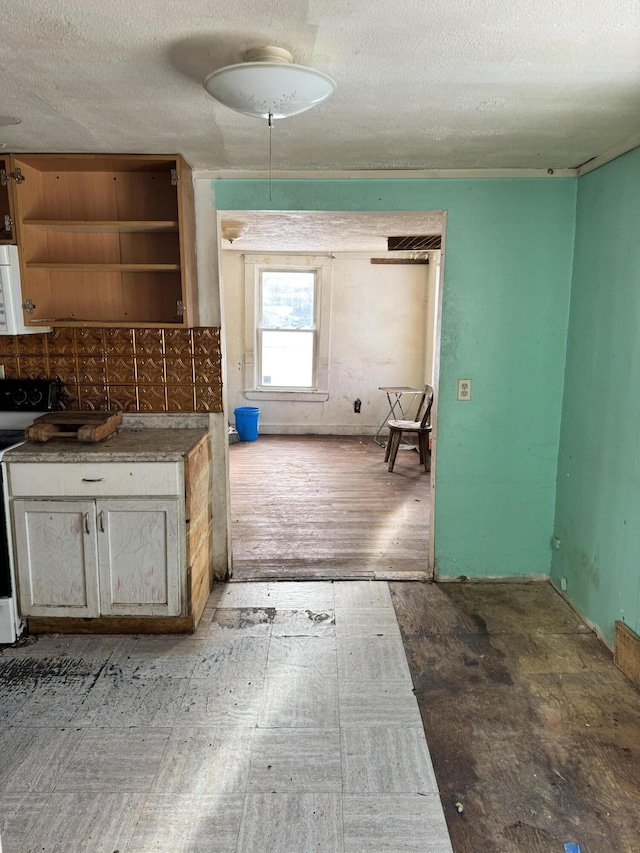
[26,262,180,272]
[8,153,199,326]
[22,220,179,233]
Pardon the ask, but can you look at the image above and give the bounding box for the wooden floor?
[390,581,640,853]
[229,435,431,580]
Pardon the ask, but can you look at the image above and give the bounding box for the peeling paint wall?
[552,147,640,645]
[221,251,436,433]
[214,178,576,578]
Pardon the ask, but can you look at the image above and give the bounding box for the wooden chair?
[384,384,434,473]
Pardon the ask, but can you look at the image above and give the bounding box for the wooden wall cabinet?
[5,154,199,328]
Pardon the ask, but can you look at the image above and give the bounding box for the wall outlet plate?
[457,378,471,400]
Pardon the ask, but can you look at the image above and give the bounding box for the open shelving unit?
[8,154,199,327]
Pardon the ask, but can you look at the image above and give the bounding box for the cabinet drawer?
[8,462,182,497]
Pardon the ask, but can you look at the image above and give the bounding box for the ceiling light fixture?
[204,47,335,203]
[221,221,247,244]
[203,46,335,120]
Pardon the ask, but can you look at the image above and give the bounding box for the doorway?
[219,211,444,581]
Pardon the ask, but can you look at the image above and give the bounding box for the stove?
[0,379,60,642]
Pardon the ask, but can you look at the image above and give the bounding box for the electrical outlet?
[0,365,5,379]
[457,378,471,400]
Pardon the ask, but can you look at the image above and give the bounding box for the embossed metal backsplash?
[0,328,222,413]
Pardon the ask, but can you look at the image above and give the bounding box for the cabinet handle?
[98,510,105,533]
[83,512,90,534]
[82,477,105,482]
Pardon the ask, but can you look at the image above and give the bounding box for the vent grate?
[387,235,441,251]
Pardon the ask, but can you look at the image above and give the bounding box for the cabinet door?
[0,157,17,244]
[12,499,99,617]
[97,499,181,616]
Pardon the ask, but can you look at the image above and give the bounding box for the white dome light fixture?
[221,220,247,243]
[203,46,336,120]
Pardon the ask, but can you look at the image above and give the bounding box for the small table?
[374,386,421,447]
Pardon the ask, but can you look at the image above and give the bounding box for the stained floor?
[229,436,431,580]
[0,581,452,853]
[391,581,640,852]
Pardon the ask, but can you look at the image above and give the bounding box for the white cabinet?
[13,499,100,618]
[97,499,180,616]
[9,462,184,620]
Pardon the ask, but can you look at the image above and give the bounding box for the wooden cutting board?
[25,411,123,443]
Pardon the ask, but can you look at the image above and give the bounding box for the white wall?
[222,251,439,434]
[194,179,231,579]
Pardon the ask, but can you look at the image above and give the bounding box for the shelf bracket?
[22,298,35,314]
[170,168,179,186]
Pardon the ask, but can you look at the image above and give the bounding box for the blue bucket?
[234,406,260,441]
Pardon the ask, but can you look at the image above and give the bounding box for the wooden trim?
[614,621,640,688]
[201,167,577,179]
[176,156,200,326]
[576,133,640,176]
[11,154,178,171]
[27,615,195,634]
[26,263,180,271]
[185,433,213,628]
[23,220,179,233]
[26,320,188,328]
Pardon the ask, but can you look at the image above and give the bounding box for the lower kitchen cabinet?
[5,429,214,633]
[13,499,100,618]
[98,499,180,617]
[13,497,181,618]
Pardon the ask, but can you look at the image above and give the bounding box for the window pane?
[261,331,314,387]
[261,271,315,329]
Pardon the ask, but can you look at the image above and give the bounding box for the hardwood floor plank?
[229,435,431,581]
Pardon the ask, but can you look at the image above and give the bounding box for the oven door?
[0,435,26,642]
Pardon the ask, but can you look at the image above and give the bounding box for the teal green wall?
[552,148,640,644]
[215,178,576,578]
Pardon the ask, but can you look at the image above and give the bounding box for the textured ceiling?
[1,0,639,171]
[219,211,445,253]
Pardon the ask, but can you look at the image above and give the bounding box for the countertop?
[3,428,209,463]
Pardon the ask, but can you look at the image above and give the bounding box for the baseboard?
[614,621,640,687]
[27,615,195,635]
[550,583,613,652]
[258,426,378,436]
[435,573,550,583]
[374,571,430,581]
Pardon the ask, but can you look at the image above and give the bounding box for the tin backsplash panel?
[0,328,223,413]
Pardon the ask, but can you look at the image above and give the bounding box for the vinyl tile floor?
[0,581,453,853]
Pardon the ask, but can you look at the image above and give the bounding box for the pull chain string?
[268,113,274,203]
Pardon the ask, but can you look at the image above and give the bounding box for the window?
[244,256,332,401]
[259,270,316,388]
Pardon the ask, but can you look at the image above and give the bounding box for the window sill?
[245,390,329,402]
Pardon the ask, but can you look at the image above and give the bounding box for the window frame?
[257,268,318,390]
[243,254,332,401]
